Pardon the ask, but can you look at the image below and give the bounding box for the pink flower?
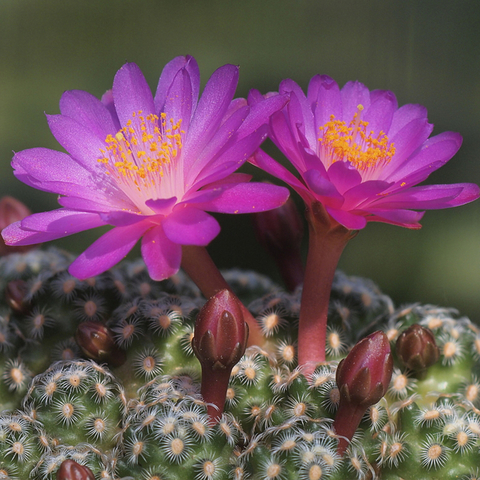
[2,56,289,280]
[250,76,479,229]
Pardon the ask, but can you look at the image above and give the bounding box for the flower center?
[318,105,395,178]
[98,111,184,212]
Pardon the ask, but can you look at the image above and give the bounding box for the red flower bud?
[56,459,95,480]
[0,196,34,256]
[75,321,126,367]
[334,331,393,455]
[5,280,29,314]
[252,196,304,291]
[192,289,248,422]
[396,324,439,374]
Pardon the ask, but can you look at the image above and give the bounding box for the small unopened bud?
[0,196,34,256]
[56,459,95,480]
[192,289,248,422]
[75,321,126,367]
[5,280,29,314]
[334,331,393,455]
[396,324,439,374]
[252,196,304,291]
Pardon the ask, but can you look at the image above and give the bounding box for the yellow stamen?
[318,104,395,173]
[97,110,184,210]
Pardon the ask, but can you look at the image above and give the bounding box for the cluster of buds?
[192,289,248,423]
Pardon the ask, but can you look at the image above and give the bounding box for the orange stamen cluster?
[318,105,395,175]
[98,111,184,195]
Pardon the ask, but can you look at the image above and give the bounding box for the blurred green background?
[1,0,479,320]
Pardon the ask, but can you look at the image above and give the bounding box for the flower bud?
[192,289,248,422]
[0,196,34,256]
[252,196,304,291]
[334,331,393,455]
[75,321,126,367]
[396,324,439,373]
[192,289,248,370]
[5,280,29,314]
[56,459,95,480]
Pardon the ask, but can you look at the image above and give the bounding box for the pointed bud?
[396,324,439,374]
[56,459,95,480]
[0,196,34,256]
[252,196,304,291]
[75,321,126,367]
[334,331,393,455]
[192,289,248,422]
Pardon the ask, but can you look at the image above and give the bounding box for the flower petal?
[303,169,344,208]
[251,149,312,202]
[341,81,371,120]
[386,131,462,183]
[311,75,342,132]
[388,103,428,138]
[101,89,121,130]
[2,210,106,246]
[183,64,239,161]
[364,90,397,135]
[20,209,106,234]
[162,67,194,133]
[145,197,178,215]
[327,161,362,194]
[12,148,97,191]
[2,222,62,246]
[112,63,156,126]
[235,93,289,140]
[326,207,367,230]
[58,195,132,213]
[367,208,425,228]
[155,55,200,114]
[47,114,107,173]
[280,79,316,147]
[69,222,151,279]
[184,104,249,182]
[162,207,220,245]
[59,90,117,140]
[342,180,392,210]
[371,184,477,210]
[196,182,290,214]
[100,210,150,227]
[141,225,182,280]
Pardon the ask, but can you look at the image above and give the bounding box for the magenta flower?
[249,76,479,375]
[250,76,479,229]
[2,56,289,280]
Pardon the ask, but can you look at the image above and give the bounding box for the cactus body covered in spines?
[0,248,479,479]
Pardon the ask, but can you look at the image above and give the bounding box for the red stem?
[333,400,366,456]
[200,366,232,424]
[298,202,354,378]
[181,245,265,347]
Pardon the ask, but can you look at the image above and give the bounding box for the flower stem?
[200,367,232,424]
[333,401,365,456]
[181,245,264,347]
[298,202,354,378]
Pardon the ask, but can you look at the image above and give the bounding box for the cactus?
[0,247,479,479]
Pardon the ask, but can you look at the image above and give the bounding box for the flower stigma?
[318,104,396,179]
